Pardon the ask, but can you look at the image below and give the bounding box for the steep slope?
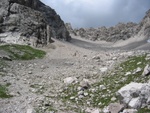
[0,0,71,46]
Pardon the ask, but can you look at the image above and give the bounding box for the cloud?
[41,0,150,28]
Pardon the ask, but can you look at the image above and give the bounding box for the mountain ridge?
[66,9,150,42]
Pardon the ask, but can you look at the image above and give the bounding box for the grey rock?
[99,85,106,90]
[108,103,124,113]
[135,67,142,73]
[117,82,150,109]
[78,90,84,95]
[122,109,137,113]
[0,50,12,61]
[70,96,75,100]
[85,108,100,113]
[26,108,35,113]
[111,97,117,101]
[80,79,90,89]
[99,67,108,72]
[28,71,32,74]
[78,95,84,99]
[142,64,150,76]
[63,77,77,84]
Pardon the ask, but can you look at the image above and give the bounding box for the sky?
[41,0,150,28]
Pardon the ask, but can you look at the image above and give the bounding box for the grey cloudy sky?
[41,0,150,28]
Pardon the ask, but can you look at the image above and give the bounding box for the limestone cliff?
[0,0,71,46]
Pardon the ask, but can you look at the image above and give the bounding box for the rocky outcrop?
[0,0,71,46]
[136,9,150,38]
[66,9,150,42]
[117,82,150,110]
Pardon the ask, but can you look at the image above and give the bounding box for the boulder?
[142,64,150,76]
[80,79,90,90]
[63,77,77,84]
[117,82,150,109]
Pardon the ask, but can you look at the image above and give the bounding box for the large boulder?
[0,0,71,46]
[117,82,150,109]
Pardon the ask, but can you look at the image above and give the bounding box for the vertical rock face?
[0,0,71,46]
[136,9,150,38]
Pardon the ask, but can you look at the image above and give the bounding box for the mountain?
[66,9,150,42]
[0,0,71,46]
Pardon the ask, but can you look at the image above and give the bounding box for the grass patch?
[59,54,150,110]
[0,44,46,60]
[138,108,150,113]
[0,84,12,98]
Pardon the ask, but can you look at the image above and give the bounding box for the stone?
[100,67,108,72]
[142,64,150,76]
[108,103,124,113]
[135,67,142,73]
[70,96,75,100]
[78,95,84,99]
[146,97,150,104]
[80,79,90,89]
[92,56,100,60]
[122,109,137,113]
[103,107,110,113]
[91,109,100,113]
[117,82,150,109]
[28,71,32,74]
[137,62,142,65]
[41,65,46,69]
[146,54,150,60]
[128,97,141,109]
[99,85,106,90]
[111,97,117,101]
[117,82,143,104]
[26,108,35,113]
[77,86,82,91]
[84,92,88,96]
[78,90,84,95]
[63,77,77,84]
[85,108,100,113]
[0,54,12,61]
[125,72,132,76]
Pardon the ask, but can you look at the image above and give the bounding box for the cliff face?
[136,9,150,38]
[66,9,150,42]
[0,0,71,46]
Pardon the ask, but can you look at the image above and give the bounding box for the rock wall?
[66,9,150,42]
[0,0,71,46]
[136,9,150,38]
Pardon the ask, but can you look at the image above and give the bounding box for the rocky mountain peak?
[66,9,150,42]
